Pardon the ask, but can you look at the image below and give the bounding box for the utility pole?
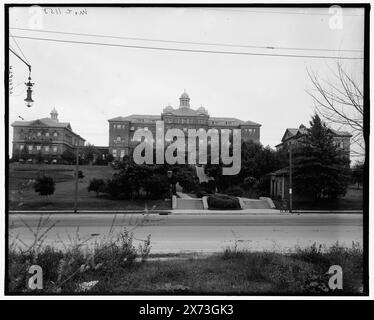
[289,144,293,213]
[74,145,79,213]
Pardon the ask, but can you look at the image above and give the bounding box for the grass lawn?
[8,163,171,211]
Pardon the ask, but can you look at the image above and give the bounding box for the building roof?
[209,117,261,127]
[108,114,161,122]
[164,107,203,116]
[329,128,352,137]
[281,125,352,143]
[269,167,289,176]
[180,91,190,99]
[12,117,71,129]
[11,117,85,141]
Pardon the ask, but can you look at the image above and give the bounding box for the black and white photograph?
[3,3,369,300]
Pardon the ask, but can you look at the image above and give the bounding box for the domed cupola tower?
[179,90,190,108]
[50,108,59,122]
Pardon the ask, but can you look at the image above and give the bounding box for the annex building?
[108,91,262,159]
[11,108,85,162]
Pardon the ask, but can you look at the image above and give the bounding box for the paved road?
[9,213,363,253]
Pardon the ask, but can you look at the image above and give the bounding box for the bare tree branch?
[306,62,364,157]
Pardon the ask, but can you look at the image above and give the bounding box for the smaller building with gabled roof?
[11,108,86,162]
[275,124,351,155]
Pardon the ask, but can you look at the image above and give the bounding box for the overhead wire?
[10,27,363,53]
[11,35,363,60]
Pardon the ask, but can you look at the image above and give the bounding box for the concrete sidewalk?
[170,209,283,215]
[8,209,362,215]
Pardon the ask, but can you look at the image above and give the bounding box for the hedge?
[207,194,241,210]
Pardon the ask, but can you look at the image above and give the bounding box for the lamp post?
[73,143,80,213]
[167,170,173,208]
[9,48,34,107]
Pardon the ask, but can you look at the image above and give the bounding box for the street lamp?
[24,76,34,108]
[167,170,173,208]
[9,48,34,107]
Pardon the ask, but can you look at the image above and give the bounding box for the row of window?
[112,149,127,158]
[19,145,58,152]
[164,118,207,125]
[210,121,235,125]
[243,128,257,134]
[113,124,126,129]
[21,131,59,137]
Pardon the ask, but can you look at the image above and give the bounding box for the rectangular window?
[44,146,50,152]
[19,144,24,150]
[46,132,50,137]
[112,149,117,157]
[37,132,41,136]
[36,145,41,151]
[120,150,125,158]
[52,146,58,153]
[117,136,121,142]
[28,145,33,151]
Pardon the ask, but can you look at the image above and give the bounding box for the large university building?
[108,92,261,159]
[11,108,85,162]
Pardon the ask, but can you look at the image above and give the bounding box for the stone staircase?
[195,165,214,183]
[240,198,272,209]
[176,198,204,209]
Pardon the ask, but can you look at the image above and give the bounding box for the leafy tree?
[34,176,55,197]
[205,141,286,193]
[61,149,75,164]
[293,114,350,200]
[143,174,169,199]
[351,161,364,189]
[78,170,84,180]
[36,151,44,164]
[106,154,114,163]
[20,147,29,160]
[87,178,106,197]
[11,150,20,162]
[82,143,97,164]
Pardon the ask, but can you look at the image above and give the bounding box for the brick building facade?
[108,91,261,160]
[11,108,85,162]
[270,124,351,200]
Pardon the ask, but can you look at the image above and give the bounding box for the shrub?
[78,170,84,180]
[254,175,271,197]
[87,178,106,197]
[243,176,257,188]
[224,186,244,197]
[199,180,216,193]
[196,190,208,198]
[207,194,241,210]
[34,175,55,197]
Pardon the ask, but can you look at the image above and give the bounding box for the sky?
[8,6,365,155]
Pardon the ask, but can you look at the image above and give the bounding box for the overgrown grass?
[9,214,152,293]
[9,228,363,294]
